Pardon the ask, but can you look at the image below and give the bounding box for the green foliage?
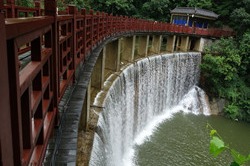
[140,0,170,21]
[84,0,136,16]
[211,0,250,36]
[57,0,85,10]
[239,32,250,78]
[201,36,250,122]
[187,0,213,9]
[16,0,33,7]
[201,38,241,93]
[208,124,250,165]
[224,104,240,120]
[231,149,250,165]
[210,136,226,157]
[83,0,187,21]
[230,8,250,36]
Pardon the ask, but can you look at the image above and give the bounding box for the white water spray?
[89,52,210,166]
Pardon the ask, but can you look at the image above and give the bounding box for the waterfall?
[89,52,210,166]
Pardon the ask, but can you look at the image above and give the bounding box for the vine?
[207,123,250,166]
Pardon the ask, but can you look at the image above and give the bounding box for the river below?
[133,113,250,166]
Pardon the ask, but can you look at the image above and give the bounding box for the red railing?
[0,1,235,166]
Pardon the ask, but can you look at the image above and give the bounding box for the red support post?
[101,12,105,40]
[81,8,87,57]
[96,11,100,43]
[44,0,59,120]
[6,0,15,18]
[68,5,77,80]
[6,27,24,166]
[90,9,94,50]
[104,13,108,37]
[0,1,20,165]
[34,1,41,16]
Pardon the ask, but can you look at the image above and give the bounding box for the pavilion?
[170,7,219,28]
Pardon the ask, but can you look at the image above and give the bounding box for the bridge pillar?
[91,48,105,90]
[180,36,190,51]
[150,35,162,54]
[192,37,212,52]
[136,35,149,58]
[166,35,176,52]
[120,36,135,64]
[105,40,120,74]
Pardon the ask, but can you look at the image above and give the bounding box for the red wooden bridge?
[0,0,234,165]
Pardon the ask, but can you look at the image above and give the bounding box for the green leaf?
[210,129,217,137]
[231,149,248,165]
[210,136,225,157]
[230,161,240,166]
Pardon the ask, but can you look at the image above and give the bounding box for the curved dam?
[89,52,211,165]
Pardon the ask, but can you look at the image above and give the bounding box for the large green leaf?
[209,136,225,157]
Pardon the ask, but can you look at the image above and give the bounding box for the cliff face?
[209,98,226,115]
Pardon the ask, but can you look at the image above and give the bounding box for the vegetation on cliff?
[200,0,250,122]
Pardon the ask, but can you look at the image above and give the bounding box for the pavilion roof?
[170,7,219,20]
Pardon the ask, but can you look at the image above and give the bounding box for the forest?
[17,0,250,122]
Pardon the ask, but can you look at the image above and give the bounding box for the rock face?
[209,98,226,115]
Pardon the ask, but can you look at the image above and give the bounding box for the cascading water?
[89,52,210,166]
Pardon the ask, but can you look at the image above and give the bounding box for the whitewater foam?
[122,86,211,166]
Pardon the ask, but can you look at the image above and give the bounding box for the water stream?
[89,52,250,166]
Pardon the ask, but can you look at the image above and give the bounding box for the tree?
[201,38,241,95]
[84,0,136,16]
[200,37,250,122]
[187,0,213,9]
[238,32,250,78]
[16,0,33,7]
[230,7,250,36]
[211,0,239,27]
[139,0,171,21]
